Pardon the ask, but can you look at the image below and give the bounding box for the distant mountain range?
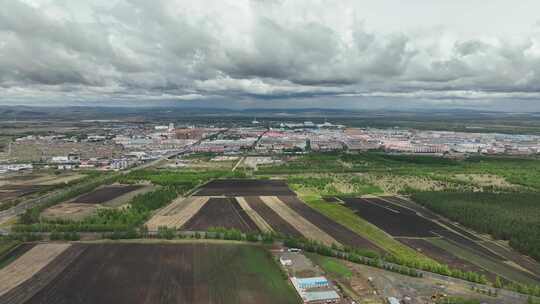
[1,105,539,121]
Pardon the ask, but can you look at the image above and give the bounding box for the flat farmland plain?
[194,179,295,196]
[397,238,496,280]
[70,185,143,204]
[24,243,299,304]
[280,196,382,252]
[183,198,260,232]
[345,196,540,284]
[341,197,443,237]
[243,196,302,237]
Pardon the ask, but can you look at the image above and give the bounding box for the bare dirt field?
[280,196,382,252]
[145,196,208,231]
[101,184,155,207]
[183,198,260,233]
[358,196,540,285]
[41,203,98,222]
[70,184,144,204]
[194,179,295,196]
[0,243,71,297]
[235,197,274,232]
[244,196,302,237]
[260,196,338,246]
[341,197,443,237]
[0,244,86,304]
[380,196,482,241]
[0,243,35,268]
[340,258,522,304]
[0,185,48,203]
[398,238,496,281]
[23,243,299,304]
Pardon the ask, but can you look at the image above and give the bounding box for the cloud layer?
[1,0,540,109]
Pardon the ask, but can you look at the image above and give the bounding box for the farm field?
[194,179,295,196]
[380,196,482,241]
[340,196,540,285]
[260,195,339,246]
[340,197,444,237]
[0,244,86,304]
[22,243,299,304]
[183,197,260,233]
[243,196,302,237]
[0,243,71,298]
[146,196,209,231]
[429,238,539,285]
[411,191,540,263]
[0,185,49,206]
[397,238,496,281]
[41,203,98,222]
[0,243,34,270]
[235,197,274,232]
[279,196,382,252]
[70,184,144,204]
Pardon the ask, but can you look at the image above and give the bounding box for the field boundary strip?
[146,196,209,231]
[260,196,339,246]
[235,197,274,233]
[0,243,71,297]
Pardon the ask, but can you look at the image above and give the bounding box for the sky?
[1,0,540,111]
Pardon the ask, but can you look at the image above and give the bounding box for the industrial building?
[291,277,340,304]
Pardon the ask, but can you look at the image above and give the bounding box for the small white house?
[280,257,292,266]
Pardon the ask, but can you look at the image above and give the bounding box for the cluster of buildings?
[279,251,342,304]
[212,125,540,156]
[190,128,264,153]
[2,120,540,174]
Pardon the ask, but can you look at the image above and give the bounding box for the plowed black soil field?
[71,185,143,204]
[433,229,504,260]
[1,244,86,304]
[194,179,295,196]
[278,196,383,253]
[0,185,48,202]
[0,243,35,267]
[23,243,299,304]
[381,196,482,241]
[397,238,496,281]
[183,198,259,232]
[244,196,302,237]
[341,197,443,237]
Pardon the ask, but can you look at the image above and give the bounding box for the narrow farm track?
[260,196,339,246]
[183,198,260,233]
[235,197,273,232]
[0,243,71,297]
[146,196,209,230]
[244,196,302,237]
[280,196,383,252]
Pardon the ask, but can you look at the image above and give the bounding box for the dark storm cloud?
[1,0,540,109]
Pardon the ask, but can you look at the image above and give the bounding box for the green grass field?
[306,253,352,279]
[299,194,439,268]
[201,244,300,304]
[0,240,21,269]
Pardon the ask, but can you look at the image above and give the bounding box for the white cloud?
[1,0,540,109]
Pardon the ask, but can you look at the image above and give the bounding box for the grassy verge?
[299,193,438,267]
[306,252,352,279]
[0,240,21,269]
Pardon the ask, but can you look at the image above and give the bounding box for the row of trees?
[19,173,119,224]
[14,186,180,232]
